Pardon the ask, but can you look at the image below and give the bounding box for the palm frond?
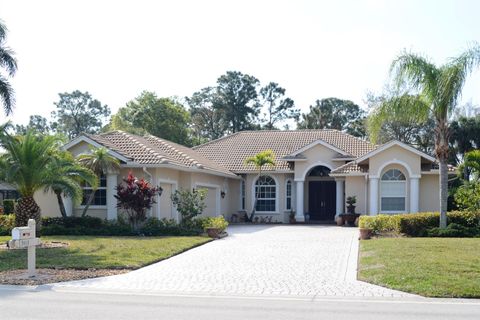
[367,94,430,144]
[0,74,15,115]
[0,46,17,76]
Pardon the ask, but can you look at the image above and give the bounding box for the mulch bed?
[0,241,69,250]
[0,268,130,286]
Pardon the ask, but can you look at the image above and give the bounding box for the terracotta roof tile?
[194,130,375,172]
[86,131,236,177]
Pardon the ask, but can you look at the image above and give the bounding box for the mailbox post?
[8,219,41,277]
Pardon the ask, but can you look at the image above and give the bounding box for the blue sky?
[1,0,480,126]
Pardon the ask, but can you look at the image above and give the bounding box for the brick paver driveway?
[52,225,412,298]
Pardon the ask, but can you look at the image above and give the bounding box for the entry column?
[335,178,345,217]
[295,180,305,222]
[369,177,379,215]
[410,177,420,213]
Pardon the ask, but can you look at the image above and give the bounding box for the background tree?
[259,82,299,129]
[368,44,480,228]
[296,98,366,137]
[214,71,260,133]
[104,107,146,136]
[0,130,79,229]
[449,116,480,176]
[115,172,162,231]
[186,87,227,144]
[0,20,17,116]
[77,147,120,217]
[244,150,276,222]
[112,91,191,146]
[454,150,480,211]
[51,90,111,139]
[366,93,436,153]
[14,115,51,135]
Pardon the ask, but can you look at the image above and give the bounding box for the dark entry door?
[308,181,336,221]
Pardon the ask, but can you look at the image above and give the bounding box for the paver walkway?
[51,225,413,298]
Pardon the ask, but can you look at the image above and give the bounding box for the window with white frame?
[380,169,406,212]
[255,176,276,212]
[285,180,292,210]
[81,174,107,206]
[240,179,246,210]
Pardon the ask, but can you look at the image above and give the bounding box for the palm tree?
[45,151,98,218]
[0,20,18,115]
[77,147,120,217]
[0,130,79,229]
[368,44,480,228]
[244,150,276,222]
[458,150,480,181]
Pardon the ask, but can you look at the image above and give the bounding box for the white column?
[295,181,305,222]
[369,177,379,216]
[335,179,345,217]
[106,173,118,220]
[63,196,73,217]
[410,177,420,213]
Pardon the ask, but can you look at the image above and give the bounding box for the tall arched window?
[285,180,292,210]
[255,176,276,212]
[380,169,406,212]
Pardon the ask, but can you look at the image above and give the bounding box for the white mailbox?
[8,219,40,277]
[12,226,34,240]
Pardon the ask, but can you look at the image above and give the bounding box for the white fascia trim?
[63,135,131,163]
[356,140,436,163]
[289,139,350,157]
[279,157,308,162]
[332,158,356,161]
[330,173,367,177]
[233,170,294,174]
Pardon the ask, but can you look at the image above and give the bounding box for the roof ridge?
[192,131,242,149]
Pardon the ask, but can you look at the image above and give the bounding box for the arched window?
[380,169,406,212]
[255,176,276,212]
[285,180,292,210]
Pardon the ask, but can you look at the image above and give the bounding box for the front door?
[308,181,336,221]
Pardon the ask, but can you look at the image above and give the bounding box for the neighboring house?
[35,130,453,223]
[0,182,20,203]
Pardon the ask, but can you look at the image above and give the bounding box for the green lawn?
[0,235,210,271]
[359,238,480,298]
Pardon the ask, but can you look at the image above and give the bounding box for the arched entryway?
[306,165,336,221]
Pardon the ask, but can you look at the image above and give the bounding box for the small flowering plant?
[115,172,162,231]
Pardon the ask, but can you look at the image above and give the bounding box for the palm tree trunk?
[81,190,96,217]
[435,120,449,229]
[54,190,67,218]
[14,195,41,232]
[249,168,262,222]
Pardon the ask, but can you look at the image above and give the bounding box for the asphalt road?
[1,287,479,320]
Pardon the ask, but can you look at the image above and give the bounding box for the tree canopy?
[0,19,17,116]
[110,91,191,146]
[51,90,111,139]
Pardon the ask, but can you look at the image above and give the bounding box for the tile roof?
[330,162,368,175]
[84,131,236,177]
[193,130,375,172]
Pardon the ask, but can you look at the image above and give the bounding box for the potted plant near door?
[340,196,361,227]
[289,210,296,224]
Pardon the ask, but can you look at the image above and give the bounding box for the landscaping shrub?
[171,188,207,224]
[201,216,229,232]
[140,217,203,236]
[0,214,15,236]
[427,223,480,238]
[358,211,480,237]
[2,199,16,215]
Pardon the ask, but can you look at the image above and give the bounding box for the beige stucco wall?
[345,176,367,214]
[68,141,92,157]
[294,144,342,180]
[368,145,421,178]
[419,174,440,212]
[34,190,62,217]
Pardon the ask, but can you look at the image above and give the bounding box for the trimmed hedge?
[359,211,480,237]
[2,199,16,215]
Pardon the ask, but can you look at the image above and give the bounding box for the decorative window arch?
[285,179,292,210]
[255,175,277,212]
[380,169,406,212]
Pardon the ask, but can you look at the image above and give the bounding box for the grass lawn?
[0,235,210,271]
[359,238,480,298]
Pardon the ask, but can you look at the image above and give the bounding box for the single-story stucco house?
[35,130,453,223]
